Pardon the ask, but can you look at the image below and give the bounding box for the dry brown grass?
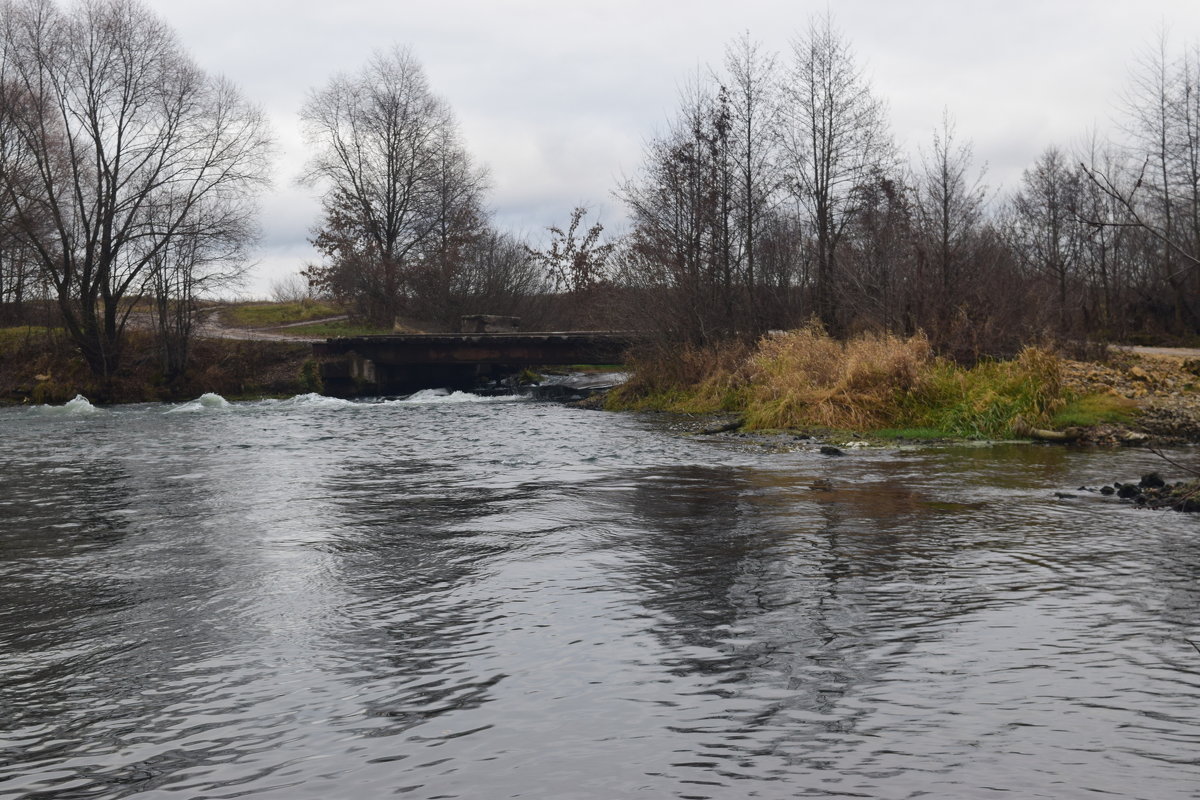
[742,326,933,430]
[606,339,753,412]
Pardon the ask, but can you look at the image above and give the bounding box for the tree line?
[0,0,271,379]
[298,46,546,331]
[3,1,1200,386]
[614,17,1200,358]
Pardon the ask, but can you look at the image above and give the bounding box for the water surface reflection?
[1,399,1198,799]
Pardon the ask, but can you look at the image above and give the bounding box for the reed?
[902,347,1066,438]
[606,340,751,413]
[610,327,1076,438]
[741,326,931,430]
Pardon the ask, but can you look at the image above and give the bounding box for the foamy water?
[164,392,232,413]
[395,387,528,404]
[29,393,102,416]
[159,389,529,415]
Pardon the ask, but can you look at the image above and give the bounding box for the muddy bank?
[0,332,311,406]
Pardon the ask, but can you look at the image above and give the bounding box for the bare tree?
[270,272,316,304]
[147,196,253,379]
[617,76,741,341]
[528,206,615,295]
[1079,32,1200,335]
[1174,42,1200,261]
[525,206,616,329]
[722,31,781,330]
[406,121,490,326]
[301,46,487,329]
[778,12,896,330]
[0,76,43,321]
[456,229,548,324]
[1124,32,1181,293]
[617,36,806,342]
[1072,130,1143,337]
[912,109,990,329]
[1009,146,1083,333]
[839,170,914,332]
[0,0,272,377]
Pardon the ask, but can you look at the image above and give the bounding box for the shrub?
[299,359,324,394]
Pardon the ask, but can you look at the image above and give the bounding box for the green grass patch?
[284,319,395,338]
[1050,393,1139,427]
[898,348,1065,439]
[221,301,342,328]
[0,326,59,353]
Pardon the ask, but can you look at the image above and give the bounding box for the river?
[1,392,1198,799]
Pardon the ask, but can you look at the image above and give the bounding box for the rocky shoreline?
[593,349,1200,511]
[1072,472,1200,511]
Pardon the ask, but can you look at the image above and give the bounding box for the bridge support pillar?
[319,352,488,397]
[312,332,634,397]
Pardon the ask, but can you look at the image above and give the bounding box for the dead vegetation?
[609,328,1152,440]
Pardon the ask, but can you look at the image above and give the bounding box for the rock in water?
[1139,472,1166,489]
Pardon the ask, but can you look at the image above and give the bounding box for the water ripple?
[1,401,1199,798]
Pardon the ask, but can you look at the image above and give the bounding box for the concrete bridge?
[312,331,639,396]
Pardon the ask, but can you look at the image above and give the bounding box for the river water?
[1,392,1198,799]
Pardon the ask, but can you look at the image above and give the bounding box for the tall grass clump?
[606,340,751,412]
[741,326,932,430]
[902,346,1066,438]
[609,326,1074,439]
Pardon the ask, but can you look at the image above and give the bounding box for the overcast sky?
[139,0,1200,297]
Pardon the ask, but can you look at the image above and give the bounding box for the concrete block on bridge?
[460,315,520,333]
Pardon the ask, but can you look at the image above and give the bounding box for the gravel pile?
[1062,352,1200,443]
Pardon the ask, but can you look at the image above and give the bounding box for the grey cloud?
[141,0,1200,296]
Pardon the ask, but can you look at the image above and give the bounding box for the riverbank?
[7,319,1200,451]
[603,329,1200,447]
[0,327,312,405]
[1061,349,1200,442]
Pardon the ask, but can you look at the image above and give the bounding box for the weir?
[311,331,639,395]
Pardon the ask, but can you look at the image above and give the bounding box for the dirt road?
[195,307,347,342]
[1123,345,1200,360]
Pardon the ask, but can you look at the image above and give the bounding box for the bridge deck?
[312,331,639,366]
[312,331,641,395]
